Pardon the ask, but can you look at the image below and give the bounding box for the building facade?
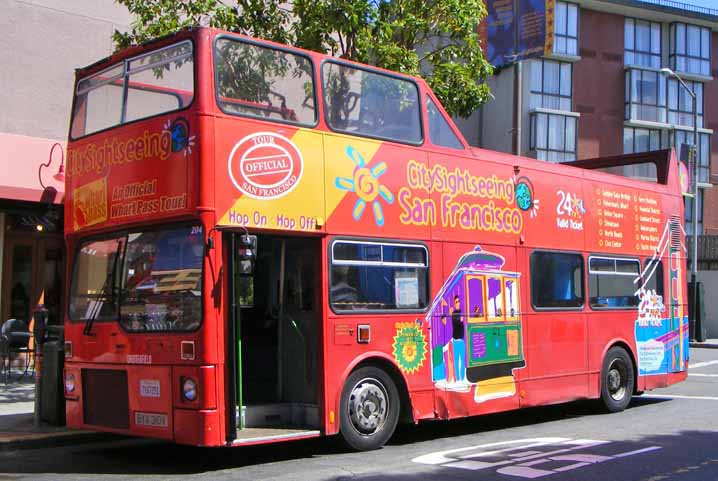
[0,1,131,327]
[476,0,718,336]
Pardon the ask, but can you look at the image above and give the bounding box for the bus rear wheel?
[340,366,399,451]
[600,347,635,413]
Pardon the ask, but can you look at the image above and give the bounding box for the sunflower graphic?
[335,145,394,226]
[392,322,427,374]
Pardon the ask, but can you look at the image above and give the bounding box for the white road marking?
[643,394,718,401]
[688,360,718,369]
[413,438,662,479]
[613,446,663,457]
[689,373,718,377]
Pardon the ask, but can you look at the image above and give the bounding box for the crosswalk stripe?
[688,360,718,369]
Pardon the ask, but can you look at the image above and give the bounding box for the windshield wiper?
[83,239,123,336]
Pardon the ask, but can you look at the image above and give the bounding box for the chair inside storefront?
[0,319,33,383]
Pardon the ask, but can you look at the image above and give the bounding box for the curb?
[0,431,117,452]
[689,342,718,349]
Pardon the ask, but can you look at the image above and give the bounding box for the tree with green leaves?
[114,0,492,118]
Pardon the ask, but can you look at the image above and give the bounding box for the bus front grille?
[82,369,130,429]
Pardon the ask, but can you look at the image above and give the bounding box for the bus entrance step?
[232,428,321,445]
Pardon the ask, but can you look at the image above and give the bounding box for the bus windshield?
[69,224,204,332]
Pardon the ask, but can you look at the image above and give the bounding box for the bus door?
[228,232,321,439]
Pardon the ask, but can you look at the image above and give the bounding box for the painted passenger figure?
[441,295,467,383]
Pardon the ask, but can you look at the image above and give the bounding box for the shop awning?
[0,132,65,205]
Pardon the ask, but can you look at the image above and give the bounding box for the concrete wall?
[479,67,516,155]
[453,110,481,147]
[0,0,132,141]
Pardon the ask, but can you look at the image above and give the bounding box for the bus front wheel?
[340,366,400,451]
[600,347,635,413]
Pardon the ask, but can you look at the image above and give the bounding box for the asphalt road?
[1,348,717,481]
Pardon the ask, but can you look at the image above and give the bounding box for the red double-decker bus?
[63,27,689,450]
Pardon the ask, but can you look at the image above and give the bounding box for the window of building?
[670,23,711,77]
[588,256,640,309]
[668,80,704,129]
[623,127,668,153]
[672,130,710,184]
[530,112,577,163]
[554,1,579,56]
[530,59,572,111]
[426,96,464,149]
[625,18,661,68]
[530,251,584,309]
[625,68,667,123]
[330,240,428,312]
[685,190,704,235]
[622,127,668,179]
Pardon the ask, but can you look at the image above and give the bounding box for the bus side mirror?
[238,235,257,275]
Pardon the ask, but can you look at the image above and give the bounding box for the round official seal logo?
[228,132,303,199]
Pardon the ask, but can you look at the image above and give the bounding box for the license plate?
[134,412,168,428]
[140,379,161,398]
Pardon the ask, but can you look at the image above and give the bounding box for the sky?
[641,0,718,11]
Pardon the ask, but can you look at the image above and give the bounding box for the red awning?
[0,133,65,205]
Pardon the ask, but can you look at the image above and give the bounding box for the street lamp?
[660,67,699,341]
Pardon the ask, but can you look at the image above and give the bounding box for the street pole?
[691,89,699,341]
[661,68,699,340]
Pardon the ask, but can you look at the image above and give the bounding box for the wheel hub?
[348,379,388,435]
[607,360,626,401]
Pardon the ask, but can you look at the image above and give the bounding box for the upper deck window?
[71,41,194,138]
[426,97,463,150]
[214,38,316,125]
[322,62,422,144]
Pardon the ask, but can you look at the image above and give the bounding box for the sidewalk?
[0,374,111,451]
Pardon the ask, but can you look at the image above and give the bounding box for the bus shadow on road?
[389,396,670,446]
[0,398,678,477]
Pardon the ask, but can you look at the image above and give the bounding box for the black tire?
[600,347,635,413]
[339,366,400,451]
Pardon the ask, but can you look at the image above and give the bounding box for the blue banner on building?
[484,0,555,67]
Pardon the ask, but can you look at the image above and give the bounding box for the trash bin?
[40,329,65,426]
[689,281,708,342]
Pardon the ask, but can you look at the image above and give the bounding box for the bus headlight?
[65,373,76,393]
[182,377,198,402]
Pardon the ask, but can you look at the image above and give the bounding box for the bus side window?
[588,257,640,309]
[329,241,428,312]
[530,251,585,309]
